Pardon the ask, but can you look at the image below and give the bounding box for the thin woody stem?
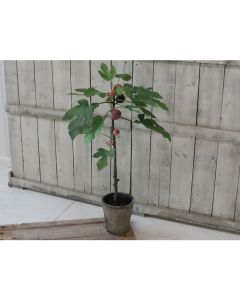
[99,133,112,139]
[112,96,118,201]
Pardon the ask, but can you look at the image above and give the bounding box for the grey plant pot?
[102,193,134,235]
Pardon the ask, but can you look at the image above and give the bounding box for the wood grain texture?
[169,62,200,210]
[0,61,9,157]
[17,61,40,182]
[6,103,240,144]
[4,61,24,177]
[190,64,225,215]
[149,61,176,207]
[132,61,153,206]
[35,61,57,186]
[213,66,240,219]
[0,218,135,240]
[70,61,92,193]
[52,61,74,189]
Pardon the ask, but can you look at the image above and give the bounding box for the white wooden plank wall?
[0,61,10,158]
[71,61,92,193]
[213,66,240,220]
[35,61,57,186]
[17,61,40,182]
[4,61,24,177]
[149,61,176,207]
[4,60,240,229]
[190,64,225,215]
[52,61,74,190]
[169,62,200,210]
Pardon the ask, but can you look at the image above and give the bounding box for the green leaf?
[123,104,142,113]
[91,102,100,110]
[108,149,116,158]
[100,63,109,74]
[66,100,94,140]
[98,70,111,81]
[110,65,116,79]
[116,74,132,81]
[140,107,156,118]
[74,87,105,98]
[133,94,168,110]
[122,85,135,100]
[98,64,116,81]
[97,157,108,171]
[137,114,171,141]
[116,86,124,95]
[63,105,83,121]
[93,148,116,171]
[84,114,107,144]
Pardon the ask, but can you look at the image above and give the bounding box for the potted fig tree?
[63,63,171,235]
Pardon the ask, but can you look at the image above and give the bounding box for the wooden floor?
[0,218,136,240]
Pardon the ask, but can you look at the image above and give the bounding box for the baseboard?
[8,174,240,235]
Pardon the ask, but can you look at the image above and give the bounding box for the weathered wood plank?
[149,61,176,207]
[91,61,111,196]
[52,61,74,189]
[0,61,9,157]
[70,61,92,193]
[6,103,240,144]
[169,62,199,210]
[213,143,240,219]
[213,66,240,219]
[132,61,153,205]
[4,61,24,177]
[0,218,135,240]
[190,64,224,215]
[135,203,240,234]
[17,61,40,182]
[35,60,57,186]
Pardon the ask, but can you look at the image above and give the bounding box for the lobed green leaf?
[116,74,132,81]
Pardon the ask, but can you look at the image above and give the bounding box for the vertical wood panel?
[149,61,176,207]
[71,61,91,193]
[213,66,240,219]
[35,61,57,186]
[0,61,10,157]
[132,61,153,205]
[190,64,224,215]
[91,61,111,196]
[4,61,24,178]
[52,61,74,189]
[17,61,40,182]
[169,62,199,210]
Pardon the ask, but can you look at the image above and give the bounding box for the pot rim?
[102,192,134,209]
